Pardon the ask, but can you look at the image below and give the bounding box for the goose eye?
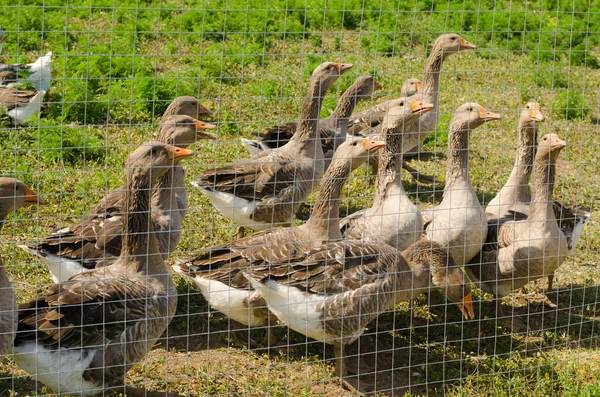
[352,142,357,146]
[400,101,404,106]
[526,106,530,109]
[468,107,473,111]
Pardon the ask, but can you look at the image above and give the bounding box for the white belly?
[14,343,101,396]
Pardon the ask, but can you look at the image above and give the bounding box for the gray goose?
[194,62,353,232]
[466,134,570,321]
[351,34,476,183]
[347,77,421,135]
[173,136,385,345]
[19,114,215,283]
[486,102,546,219]
[485,102,590,289]
[0,178,44,357]
[340,98,434,249]
[422,103,501,266]
[14,142,191,396]
[243,75,382,158]
[246,238,474,393]
[0,87,46,125]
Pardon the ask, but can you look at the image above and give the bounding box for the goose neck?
[291,78,328,143]
[420,50,446,104]
[529,156,556,220]
[373,127,406,207]
[307,161,350,240]
[444,127,471,188]
[122,171,162,273]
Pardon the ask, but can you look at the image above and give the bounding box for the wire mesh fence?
[0,1,598,396]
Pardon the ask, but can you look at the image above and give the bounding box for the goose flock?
[0,32,592,395]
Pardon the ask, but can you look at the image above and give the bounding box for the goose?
[350,34,476,183]
[484,102,590,289]
[19,115,215,282]
[466,134,570,321]
[241,75,381,160]
[0,178,44,357]
[422,103,501,266]
[173,136,385,346]
[486,102,546,219]
[13,142,191,396]
[245,238,474,393]
[0,51,52,92]
[0,87,46,125]
[347,77,421,135]
[340,98,434,250]
[194,62,353,233]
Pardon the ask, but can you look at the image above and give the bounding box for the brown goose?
[243,75,382,156]
[484,103,590,289]
[466,134,569,320]
[347,77,422,135]
[14,142,191,396]
[0,178,44,357]
[486,102,545,218]
[19,114,215,282]
[340,98,434,249]
[194,62,353,232]
[173,136,385,345]
[245,238,473,392]
[0,87,46,125]
[422,103,501,266]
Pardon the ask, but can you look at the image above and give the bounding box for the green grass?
[1,1,600,396]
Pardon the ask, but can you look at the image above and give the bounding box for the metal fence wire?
[0,1,598,396]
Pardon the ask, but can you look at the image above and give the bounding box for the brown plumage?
[257,75,382,154]
[14,142,190,396]
[246,238,473,391]
[0,87,38,110]
[195,62,353,230]
[0,178,44,357]
[20,112,215,282]
[173,136,385,344]
[466,134,569,320]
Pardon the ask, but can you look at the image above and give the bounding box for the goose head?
[159,115,216,147]
[522,102,546,124]
[313,61,354,92]
[334,136,386,171]
[168,96,213,118]
[432,34,477,56]
[380,97,435,132]
[126,142,194,185]
[451,102,501,132]
[401,78,422,96]
[537,133,566,162]
[431,258,475,320]
[352,75,383,99]
[0,177,45,216]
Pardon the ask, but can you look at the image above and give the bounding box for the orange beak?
[23,186,45,206]
[457,292,475,320]
[478,107,502,122]
[192,119,217,140]
[363,138,386,152]
[415,83,422,92]
[530,106,545,122]
[410,99,435,115]
[459,37,477,51]
[374,81,383,91]
[165,145,194,162]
